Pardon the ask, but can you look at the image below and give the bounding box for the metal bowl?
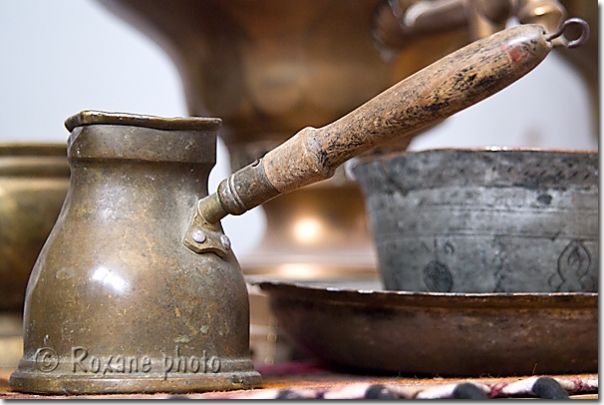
[0,143,70,311]
[350,148,598,293]
[257,279,597,377]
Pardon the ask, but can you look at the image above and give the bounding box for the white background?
[0,0,598,257]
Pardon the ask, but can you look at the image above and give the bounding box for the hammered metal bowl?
[0,143,70,311]
[351,148,598,293]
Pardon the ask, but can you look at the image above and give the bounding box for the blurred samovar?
[96,0,473,280]
[95,0,595,365]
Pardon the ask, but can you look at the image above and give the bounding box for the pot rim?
[64,110,222,132]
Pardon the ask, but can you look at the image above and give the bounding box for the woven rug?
[0,362,597,399]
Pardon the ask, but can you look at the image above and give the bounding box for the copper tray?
[255,279,597,377]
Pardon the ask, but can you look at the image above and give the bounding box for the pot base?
[10,371,262,395]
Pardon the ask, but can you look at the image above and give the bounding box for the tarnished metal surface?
[257,279,598,376]
[351,148,598,293]
[0,144,70,312]
[372,0,568,56]
[10,112,261,394]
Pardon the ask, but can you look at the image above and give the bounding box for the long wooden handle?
[263,23,552,192]
[197,23,555,224]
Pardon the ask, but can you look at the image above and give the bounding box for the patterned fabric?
[200,375,597,399]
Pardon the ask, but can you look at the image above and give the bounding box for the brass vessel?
[10,114,261,394]
[0,144,70,312]
[0,144,69,369]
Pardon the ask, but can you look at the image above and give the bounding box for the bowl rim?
[349,146,598,168]
[255,280,598,310]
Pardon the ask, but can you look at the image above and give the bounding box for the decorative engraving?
[423,260,453,292]
[490,236,513,293]
[35,347,59,372]
[552,240,591,292]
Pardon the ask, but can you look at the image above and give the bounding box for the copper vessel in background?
[95,0,472,284]
[0,144,70,368]
[373,0,598,137]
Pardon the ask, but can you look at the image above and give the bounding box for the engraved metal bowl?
[350,148,598,293]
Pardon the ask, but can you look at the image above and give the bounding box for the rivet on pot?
[191,229,207,244]
[220,235,231,250]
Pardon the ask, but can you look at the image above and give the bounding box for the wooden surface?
[0,362,598,399]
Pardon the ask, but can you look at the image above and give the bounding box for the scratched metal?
[10,112,262,395]
[257,279,598,377]
[351,148,598,293]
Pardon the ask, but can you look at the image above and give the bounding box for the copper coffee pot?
[10,21,586,394]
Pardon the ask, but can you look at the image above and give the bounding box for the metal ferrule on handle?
[198,160,280,224]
